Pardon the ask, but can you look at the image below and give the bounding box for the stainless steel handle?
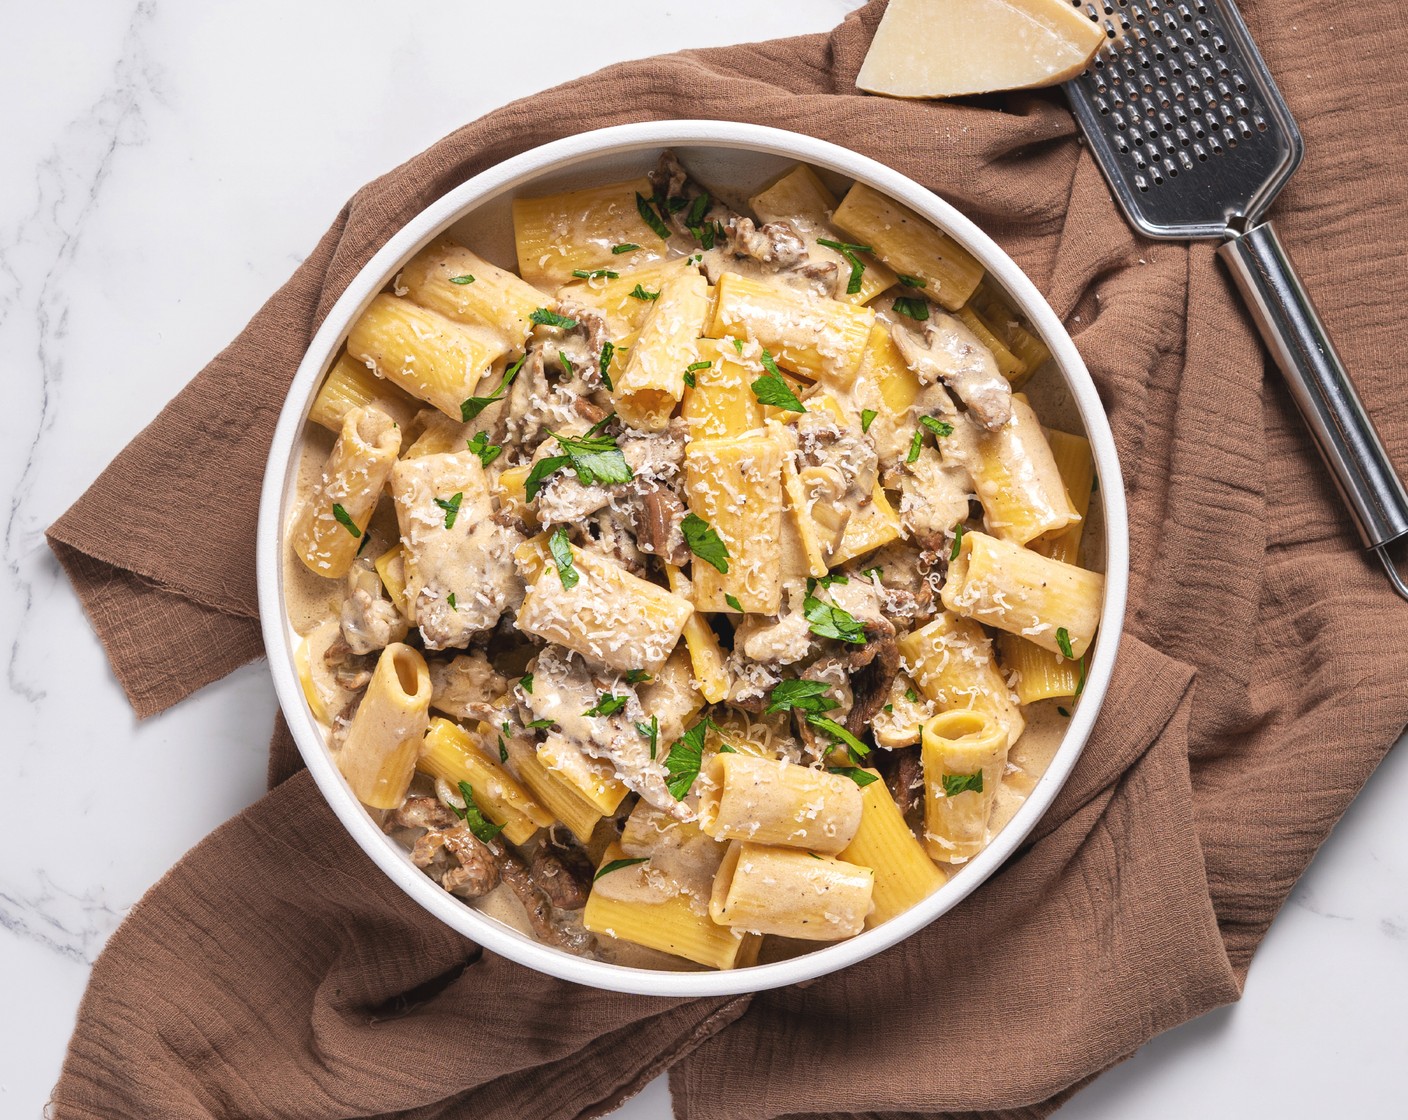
[1218,221,1408,599]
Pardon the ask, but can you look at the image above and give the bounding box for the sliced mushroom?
[890,313,1012,430]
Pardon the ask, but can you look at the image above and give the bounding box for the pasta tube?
[537,735,631,815]
[308,352,419,433]
[664,564,731,704]
[681,338,765,439]
[942,530,1104,659]
[921,709,1008,863]
[837,771,947,925]
[292,406,401,580]
[747,164,899,305]
[684,433,785,614]
[614,271,710,431]
[898,611,1025,747]
[955,306,1025,383]
[337,643,432,810]
[515,540,694,673]
[501,735,602,844]
[392,449,520,649]
[828,483,903,566]
[1001,429,1097,703]
[373,541,410,618]
[831,182,984,311]
[708,271,875,383]
[710,841,874,941]
[695,754,864,854]
[419,717,551,845]
[557,258,693,337]
[513,176,666,289]
[968,395,1079,545]
[396,238,543,346]
[968,278,1051,376]
[584,844,760,969]
[346,293,508,420]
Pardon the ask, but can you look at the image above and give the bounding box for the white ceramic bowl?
[256,120,1129,997]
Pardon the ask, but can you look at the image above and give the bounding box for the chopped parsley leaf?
[449,274,475,285]
[526,429,634,501]
[920,416,954,438]
[905,686,919,703]
[628,283,660,302]
[681,512,730,574]
[450,781,504,843]
[584,693,627,718]
[1075,656,1088,699]
[724,593,743,613]
[950,523,965,562]
[521,673,534,694]
[594,857,649,882]
[686,359,711,372]
[828,766,880,788]
[897,274,927,289]
[883,703,894,714]
[751,348,806,412]
[446,592,457,609]
[861,566,883,581]
[572,268,619,280]
[636,715,659,760]
[548,527,578,590]
[815,572,849,589]
[732,338,744,354]
[625,669,651,684]
[1056,626,1075,660]
[460,352,526,420]
[599,340,615,391]
[665,718,715,800]
[685,192,711,227]
[941,771,984,797]
[718,742,738,754]
[809,716,870,762]
[331,503,361,538]
[906,427,924,463]
[861,408,877,433]
[530,307,578,330]
[683,371,695,388]
[466,431,502,467]
[1057,706,1071,718]
[523,454,571,502]
[612,242,641,254]
[803,590,867,645]
[817,238,869,296]
[432,491,464,529]
[498,735,508,762]
[526,718,556,731]
[893,297,929,321]
[765,679,839,717]
[636,192,672,240]
[557,350,574,380]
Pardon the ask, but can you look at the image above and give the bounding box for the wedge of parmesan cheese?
[856,0,1107,99]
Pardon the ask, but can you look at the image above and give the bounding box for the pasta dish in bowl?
[258,121,1128,996]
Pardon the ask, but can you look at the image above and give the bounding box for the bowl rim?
[256,118,1129,997]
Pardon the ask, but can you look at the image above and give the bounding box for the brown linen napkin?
[46,1,1408,1117]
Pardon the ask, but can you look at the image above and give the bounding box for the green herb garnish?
[665,718,715,800]
[531,307,578,330]
[466,431,502,467]
[765,679,839,717]
[950,523,965,562]
[810,716,870,762]
[828,766,880,787]
[724,593,743,613]
[817,237,869,296]
[521,673,534,694]
[526,719,556,731]
[941,771,984,797]
[460,352,527,421]
[861,408,877,433]
[594,857,649,882]
[572,268,619,280]
[803,589,867,645]
[636,715,659,760]
[1056,627,1074,660]
[905,686,919,703]
[331,503,361,538]
[893,297,929,321]
[451,781,505,843]
[557,350,574,380]
[751,348,806,412]
[612,242,641,254]
[682,512,730,574]
[548,527,578,590]
[599,340,615,391]
[1057,706,1071,718]
[897,274,927,289]
[628,283,660,302]
[635,192,672,240]
[732,338,744,354]
[498,735,508,762]
[525,428,635,501]
[906,427,924,464]
[433,492,464,529]
[920,416,954,438]
[585,693,627,718]
[446,592,457,609]
[449,274,475,285]
[861,566,883,581]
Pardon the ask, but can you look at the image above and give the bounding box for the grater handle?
[1219,222,1408,595]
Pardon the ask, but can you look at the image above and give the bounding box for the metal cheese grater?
[1063,0,1408,599]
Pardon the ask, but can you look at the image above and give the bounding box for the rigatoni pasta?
[285,149,1106,972]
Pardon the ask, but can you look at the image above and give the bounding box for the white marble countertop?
[3,2,1405,1116]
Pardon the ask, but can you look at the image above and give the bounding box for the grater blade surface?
[1064,0,1304,239]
